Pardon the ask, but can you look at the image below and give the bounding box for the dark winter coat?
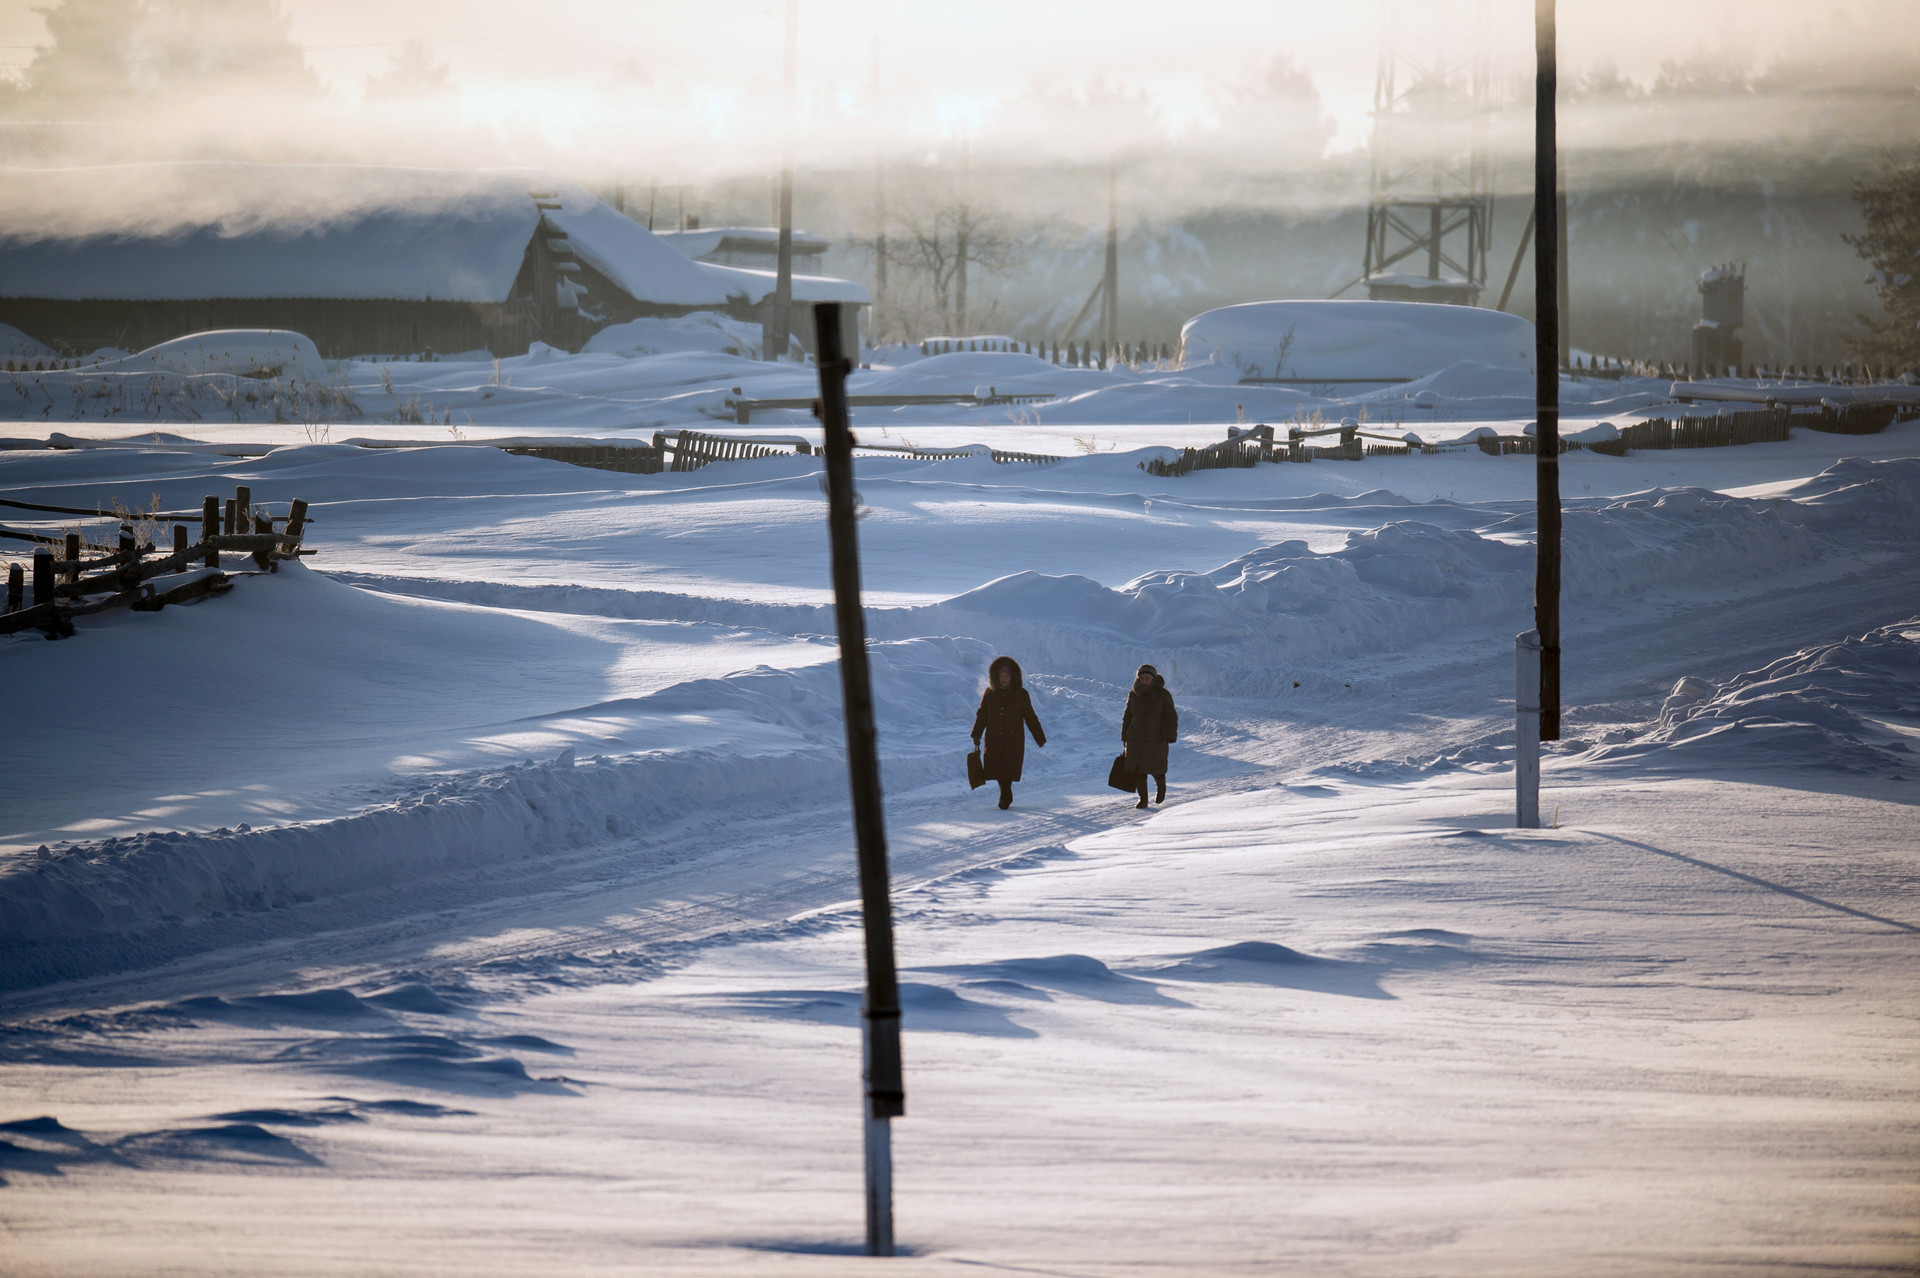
[972,655,1046,782]
[1122,673,1178,776]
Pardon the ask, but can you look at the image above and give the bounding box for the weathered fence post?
[286,499,308,540]
[1516,629,1542,828]
[235,486,251,528]
[812,300,905,1259]
[63,532,79,583]
[174,525,188,558]
[203,496,220,569]
[223,498,236,537]
[32,545,54,609]
[6,562,20,613]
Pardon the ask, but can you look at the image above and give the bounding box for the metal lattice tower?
[1363,0,1500,305]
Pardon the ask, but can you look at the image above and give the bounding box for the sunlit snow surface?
[0,393,1915,1272]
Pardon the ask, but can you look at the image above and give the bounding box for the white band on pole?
[1516,629,1542,829]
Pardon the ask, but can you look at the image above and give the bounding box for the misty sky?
[3,0,1915,175]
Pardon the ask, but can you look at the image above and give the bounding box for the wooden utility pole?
[1102,161,1119,353]
[955,138,970,336]
[871,37,886,344]
[1556,181,1571,369]
[1533,0,1563,746]
[812,301,906,1258]
[766,0,798,361]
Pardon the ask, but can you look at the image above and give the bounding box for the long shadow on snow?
[0,1099,476,1187]
[1127,941,1394,999]
[700,982,1033,1038]
[275,1033,579,1095]
[1588,832,1920,935]
[729,1239,929,1258]
[912,954,1188,1007]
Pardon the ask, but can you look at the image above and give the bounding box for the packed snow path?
[1,428,1915,1274]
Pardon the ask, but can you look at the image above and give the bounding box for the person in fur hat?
[971,654,1046,809]
[1121,664,1177,809]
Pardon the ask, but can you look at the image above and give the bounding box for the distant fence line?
[917,337,1173,371]
[502,430,1063,476]
[1139,399,1916,476]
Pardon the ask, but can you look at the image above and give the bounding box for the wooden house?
[0,163,863,359]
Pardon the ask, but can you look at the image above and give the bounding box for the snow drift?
[1178,299,1536,381]
[1587,618,1920,776]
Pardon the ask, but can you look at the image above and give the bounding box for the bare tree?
[884,184,1026,338]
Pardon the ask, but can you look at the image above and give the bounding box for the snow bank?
[580,312,761,359]
[1,330,353,423]
[324,461,1912,703]
[1585,618,1919,776]
[1179,300,1536,381]
[0,636,996,985]
[90,330,330,383]
[901,473,1845,692]
[0,322,54,359]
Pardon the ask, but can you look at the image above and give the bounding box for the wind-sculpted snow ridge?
[333,460,1908,699]
[1582,618,1920,776]
[921,477,1839,693]
[0,636,996,992]
[1763,454,1920,537]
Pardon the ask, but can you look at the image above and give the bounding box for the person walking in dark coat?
[1122,664,1177,809]
[972,655,1046,809]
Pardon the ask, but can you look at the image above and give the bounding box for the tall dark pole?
[813,301,905,1257]
[955,138,970,336]
[767,0,797,361]
[871,37,886,345]
[1102,161,1119,353]
[1534,0,1562,741]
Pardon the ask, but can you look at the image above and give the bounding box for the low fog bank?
[1,0,1913,366]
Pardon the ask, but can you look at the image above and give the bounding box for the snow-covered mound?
[907,476,1839,691]
[0,321,54,360]
[1585,619,1920,775]
[0,634,1005,985]
[91,329,329,383]
[0,328,354,423]
[1179,300,1536,381]
[579,311,762,359]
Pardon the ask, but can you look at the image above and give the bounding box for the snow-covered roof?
[696,261,871,306]
[1181,299,1534,380]
[0,163,728,308]
[653,226,832,261]
[541,197,733,307]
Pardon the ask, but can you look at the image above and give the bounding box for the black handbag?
[967,748,986,790]
[1107,753,1140,792]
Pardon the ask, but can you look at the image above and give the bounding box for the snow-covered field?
[1,335,1916,1273]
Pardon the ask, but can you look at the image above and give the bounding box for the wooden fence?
[1,484,310,638]
[1137,397,1916,475]
[500,430,1062,477]
[501,443,665,474]
[727,389,1055,425]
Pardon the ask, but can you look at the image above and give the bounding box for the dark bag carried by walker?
[1107,753,1140,792]
[967,748,987,790]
